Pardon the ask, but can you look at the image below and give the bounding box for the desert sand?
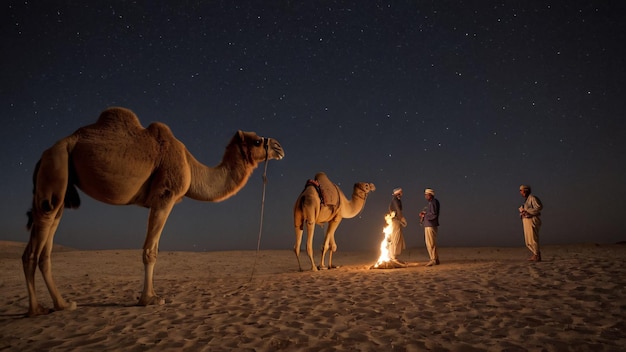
[1,241,625,351]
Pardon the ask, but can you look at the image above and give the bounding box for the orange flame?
[373,212,395,268]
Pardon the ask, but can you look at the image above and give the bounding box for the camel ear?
[237,130,245,141]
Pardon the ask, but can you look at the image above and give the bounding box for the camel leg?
[23,220,52,316]
[305,220,318,271]
[327,232,339,269]
[23,207,75,316]
[39,210,77,312]
[23,142,77,316]
[294,226,304,272]
[137,204,173,306]
[319,220,340,270]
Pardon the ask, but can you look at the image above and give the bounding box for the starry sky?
[2,1,625,253]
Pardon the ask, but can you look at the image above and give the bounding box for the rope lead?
[248,144,270,282]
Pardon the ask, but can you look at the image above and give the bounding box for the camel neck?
[185,149,254,202]
[340,188,368,218]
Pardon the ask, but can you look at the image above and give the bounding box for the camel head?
[352,182,376,201]
[355,182,376,194]
[235,130,284,164]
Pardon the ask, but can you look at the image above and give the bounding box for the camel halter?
[354,186,370,218]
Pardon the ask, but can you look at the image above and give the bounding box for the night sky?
[2,1,625,253]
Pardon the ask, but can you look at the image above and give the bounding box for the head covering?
[519,184,531,191]
[392,187,403,195]
[424,188,435,196]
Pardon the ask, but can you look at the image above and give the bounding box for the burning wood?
[370,212,408,269]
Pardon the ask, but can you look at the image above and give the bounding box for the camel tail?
[26,210,34,230]
[26,159,81,230]
[294,197,303,229]
[64,183,81,209]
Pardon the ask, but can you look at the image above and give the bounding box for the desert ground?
[1,241,625,351]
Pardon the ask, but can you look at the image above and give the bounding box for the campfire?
[370,212,408,269]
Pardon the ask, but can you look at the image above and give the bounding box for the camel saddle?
[304,172,340,208]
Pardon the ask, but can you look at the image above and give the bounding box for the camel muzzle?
[267,138,285,160]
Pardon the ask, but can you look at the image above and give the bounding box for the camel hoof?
[27,304,52,317]
[329,265,339,269]
[137,295,166,306]
[317,265,328,270]
[57,301,78,311]
[27,300,76,316]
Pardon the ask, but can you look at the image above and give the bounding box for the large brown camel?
[293,172,375,271]
[22,106,285,316]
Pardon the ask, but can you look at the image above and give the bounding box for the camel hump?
[145,121,178,145]
[95,107,144,130]
[314,172,340,206]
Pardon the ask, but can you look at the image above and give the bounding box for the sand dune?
[1,241,625,351]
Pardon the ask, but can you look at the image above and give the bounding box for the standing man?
[388,188,406,261]
[419,188,440,266]
[519,185,543,262]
